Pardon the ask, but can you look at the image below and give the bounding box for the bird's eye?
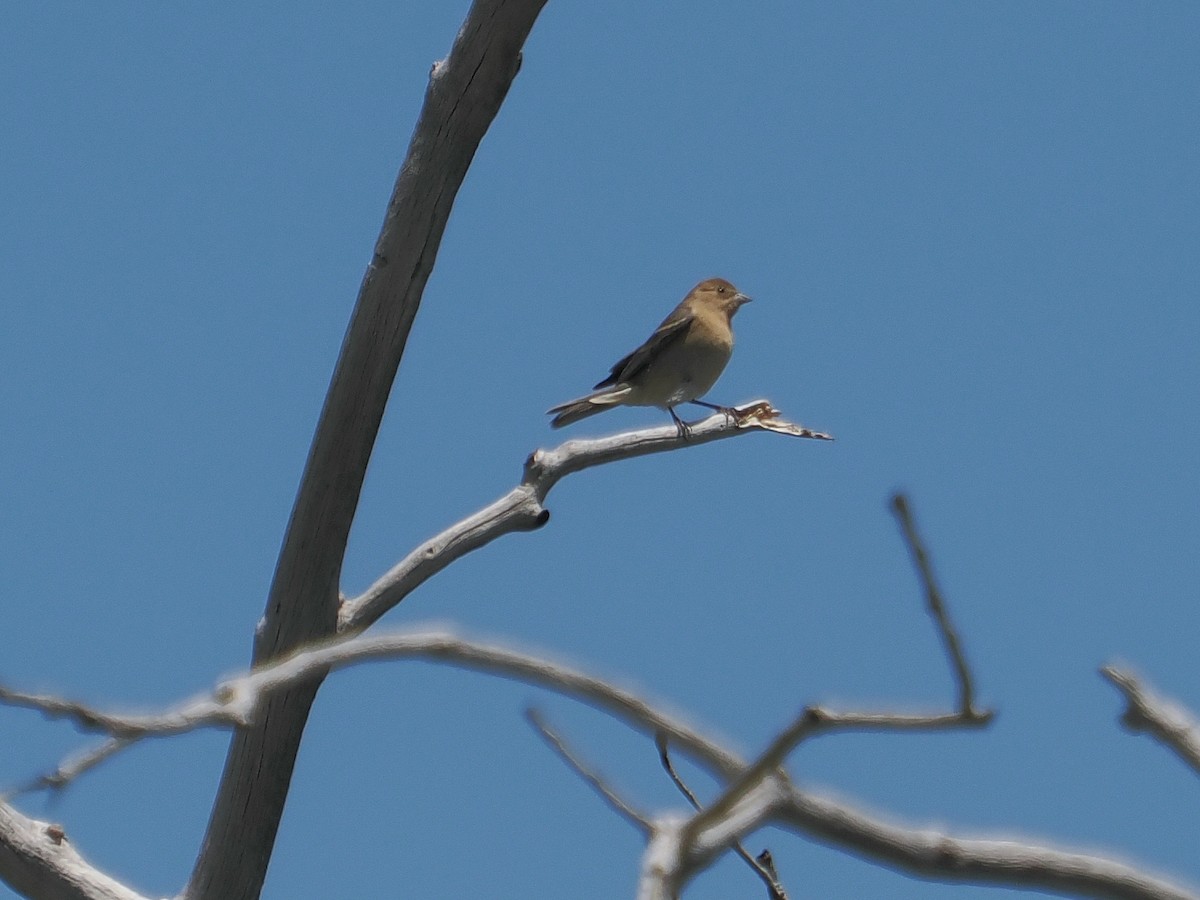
[717,286,726,294]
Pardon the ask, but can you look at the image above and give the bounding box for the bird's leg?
[688,399,737,425]
[668,407,692,441]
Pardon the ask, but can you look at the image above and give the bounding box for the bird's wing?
[593,307,695,389]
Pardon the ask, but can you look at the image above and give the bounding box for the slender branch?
[657,736,786,898]
[755,850,788,900]
[1101,664,1200,778]
[526,709,651,833]
[679,712,812,851]
[0,686,238,739]
[646,763,785,898]
[235,631,743,778]
[779,705,993,734]
[1,629,745,789]
[653,500,998,900]
[12,738,134,798]
[890,493,982,716]
[672,703,994,899]
[0,685,148,735]
[657,737,705,811]
[655,707,995,895]
[339,401,831,632]
[779,784,1199,900]
[680,787,783,887]
[0,802,149,900]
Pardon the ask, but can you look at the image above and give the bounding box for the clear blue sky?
[3,3,1199,898]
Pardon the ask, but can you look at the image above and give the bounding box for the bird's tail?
[547,386,632,429]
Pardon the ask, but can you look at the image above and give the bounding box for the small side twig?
[657,735,703,811]
[755,851,787,900]
[526,708,650,833]
[657,736,788,900]
[10,738,134,798]
[778,780,1200,900]
[890,493,983,717]
[1101,664,1200,778]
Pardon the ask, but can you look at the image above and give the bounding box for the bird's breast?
[625,334,732,407]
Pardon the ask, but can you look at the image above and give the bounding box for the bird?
[547,277,751,437]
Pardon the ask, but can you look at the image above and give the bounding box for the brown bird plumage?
[547,277,751,436]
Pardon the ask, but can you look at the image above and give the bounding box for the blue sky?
[3,2,1199,898]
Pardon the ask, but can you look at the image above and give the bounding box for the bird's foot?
[689,400,740,427]
[669,409,693,441]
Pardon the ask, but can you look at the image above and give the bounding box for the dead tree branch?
[340,400,829,632]
[891,492,984,717]
[184,3,550,898]
[1101,664,1200,777]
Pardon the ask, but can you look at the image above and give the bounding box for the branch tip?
[889,492,980,716]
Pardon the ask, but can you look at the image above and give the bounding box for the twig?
[777,706,992,733]
[674,701,996,889]
[890,493,982,717]
[11,738,133,798]
[526,709,650,833]
[240,631,744,778]
[657,736,788,900]
[1101,664,1200,777]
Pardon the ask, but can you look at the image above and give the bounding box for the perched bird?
[547,277,751,436]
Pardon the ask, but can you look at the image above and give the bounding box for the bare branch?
[0,682,247,797]
[188,3,550,897]
[525,709,651,833]
[685,787,782,875]
[755,850,788,900]
[647,767,784,899]
[8,625,1195,900]
[656,741,787,899]
[638,819,687,900]
[658,494,989,891]
[673,702,992,899]
[778,784,1199,900]
[0,803,150,900]
[0,686,146,736]
[4,629,744,789]
[235,630,744,779]
[265,632,1189,900]
[0,685,240,740]
[1101,664,1200,778]
[12,738,134,798]
[339,401,831,632]
[657,737,704,811]
[680,712,811,850]
[782,705,993,734]
[890,493,983,716]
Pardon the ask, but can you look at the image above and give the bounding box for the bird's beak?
[733,292,752,307]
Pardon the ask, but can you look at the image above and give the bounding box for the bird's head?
[693,277,752,318]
